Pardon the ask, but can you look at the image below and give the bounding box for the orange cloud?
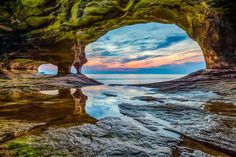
[85,49,204,69]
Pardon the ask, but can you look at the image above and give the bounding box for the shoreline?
[1,69,235,95]
[128,69,236,95]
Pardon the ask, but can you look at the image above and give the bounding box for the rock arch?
[38,63,58,75]
[0,0,235,74]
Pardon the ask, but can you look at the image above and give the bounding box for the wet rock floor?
[0,83,235,157]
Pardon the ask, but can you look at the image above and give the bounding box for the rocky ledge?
[0,73,101,90]
[135,69,236,95]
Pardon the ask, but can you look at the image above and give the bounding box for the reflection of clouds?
[82,85,150,119]
[81,85,217,120]
[82,85,110,92]
[86,104,119,120]
[84,23,203,69]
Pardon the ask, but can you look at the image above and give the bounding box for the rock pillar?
[72,89,87,115]
[72,42,87,74]
[57,64,71,75]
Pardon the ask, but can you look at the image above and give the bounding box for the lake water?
[85,74,185,84]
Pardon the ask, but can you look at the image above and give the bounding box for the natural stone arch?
[38,63,58,75]
[0,0,235,75]
[38,63,79,75]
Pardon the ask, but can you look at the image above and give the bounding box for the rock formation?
[0,0,235,74]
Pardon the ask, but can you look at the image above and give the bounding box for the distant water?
[85,74,186,84]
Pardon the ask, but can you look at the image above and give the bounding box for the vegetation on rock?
[0,0,235,74]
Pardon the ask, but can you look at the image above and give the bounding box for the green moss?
[19,7,44,19]
[0,11,10,21]
[122,0,135,11]
[26,15,53,27]
[71,1,82,20]
[3,138,39,157]
[2,136,58,157]
[84,6,112,15]
[20,0,48,7]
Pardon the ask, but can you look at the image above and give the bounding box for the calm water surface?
[86,74,185,84]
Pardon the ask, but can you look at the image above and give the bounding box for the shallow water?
[0,75,236,156]
[86,74,185,84]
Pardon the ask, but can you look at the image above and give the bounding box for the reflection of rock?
[0,88,96,124]
[72,89,87,114]
[0,88,97,142]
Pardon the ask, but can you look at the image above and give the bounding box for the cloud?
[121,55,166,63]
[84,22,204,72]
[156,35,187,49]
[100,51,118,56]
[82,62,206,74]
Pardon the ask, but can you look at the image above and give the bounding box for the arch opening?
[81,22,206,84]
[38,64,58,75]
[38,64,78,75]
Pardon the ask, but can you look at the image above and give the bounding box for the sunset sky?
[82,22,205,74]
[39,22,205,74]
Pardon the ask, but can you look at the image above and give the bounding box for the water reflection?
[0,86,235,156]
[0,88,97,128]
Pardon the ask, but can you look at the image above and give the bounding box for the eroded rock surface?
[138,69,236,95]
[0,0,236,74]
[0,73,101,89]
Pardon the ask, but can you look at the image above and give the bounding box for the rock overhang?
[0,0,235,74]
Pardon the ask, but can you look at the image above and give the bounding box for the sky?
[82,22,205,74]
[39,22,205,74]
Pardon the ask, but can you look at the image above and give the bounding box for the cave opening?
[38,64,58,75]
[38,64,77,75]
[81,22,206,84]
[36,22,206,85]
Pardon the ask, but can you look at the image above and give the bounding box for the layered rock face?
[0,0,235,74]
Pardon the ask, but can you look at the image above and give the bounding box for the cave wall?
[0,0,235,74]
